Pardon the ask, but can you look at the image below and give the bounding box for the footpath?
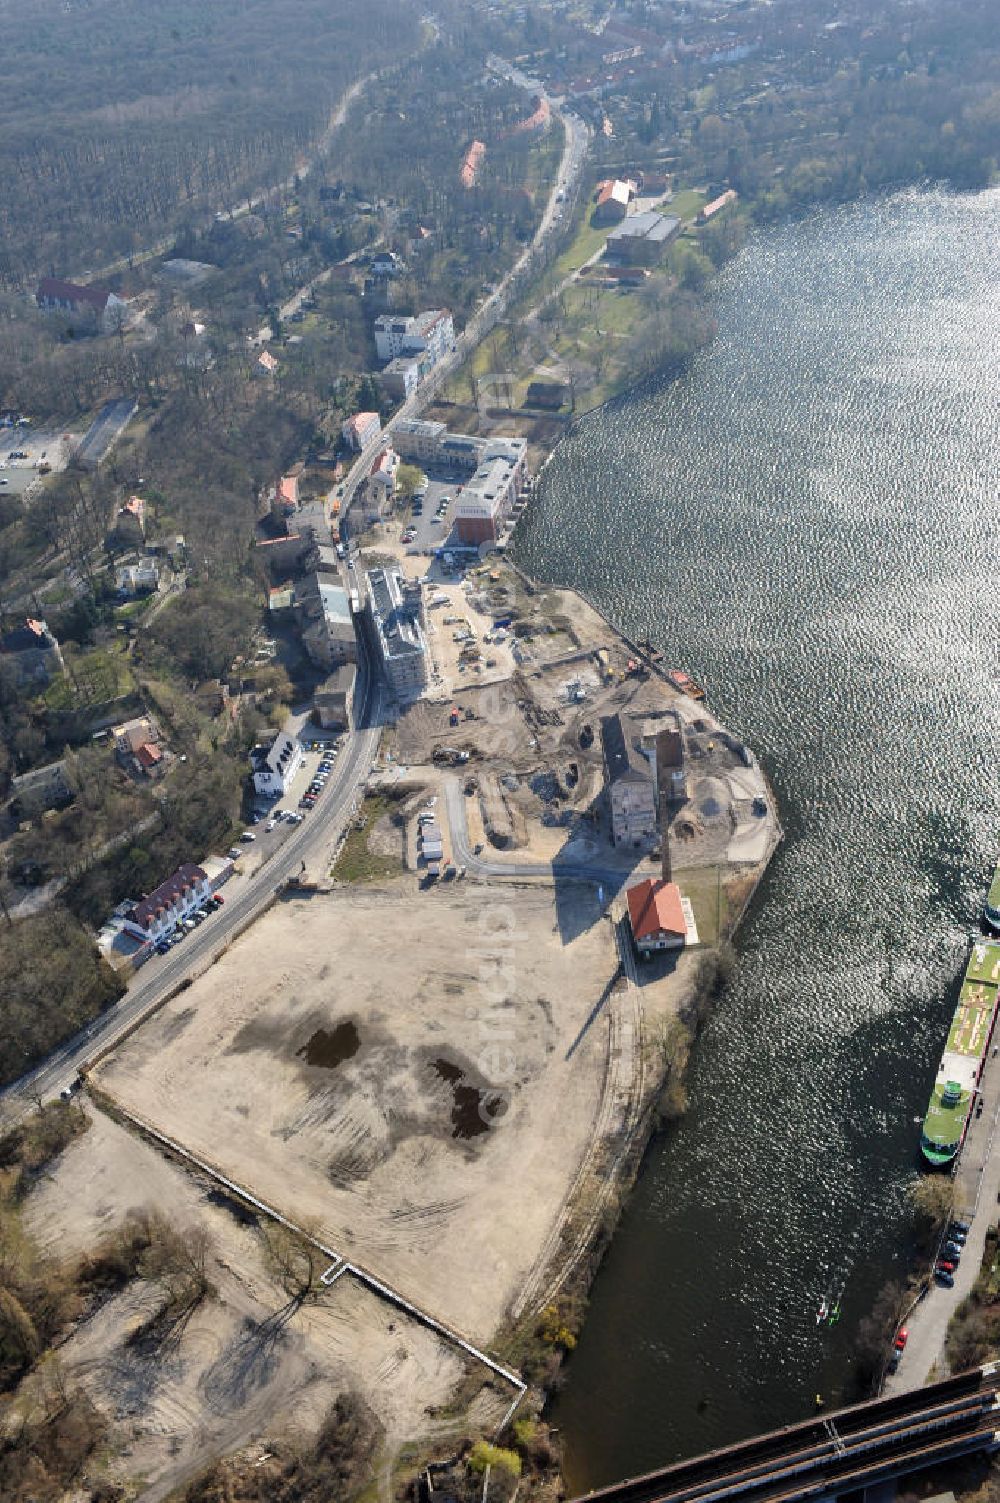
[885,1026,1000,1393]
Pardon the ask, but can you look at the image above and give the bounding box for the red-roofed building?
[277,474,299,513]
[593,179,631,225]
[122,863,212,942]
[342,411,382,452]
[626,877,689,955]
[135,742,163,772]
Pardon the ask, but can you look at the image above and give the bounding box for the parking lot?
[235,735,347,874]
[400,473,462,554]
[0,426,81,496]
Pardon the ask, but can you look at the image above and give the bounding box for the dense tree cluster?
[0,0,420,286]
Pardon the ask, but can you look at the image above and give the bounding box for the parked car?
[935,1267,955,1287]
[212,893,225,906]
[156,942,170,955]
[228,846,242,859]
[894,1327,909,1350]
[948,1222,969,1241]
[943,1241,963,1261]
[240,831,256,842]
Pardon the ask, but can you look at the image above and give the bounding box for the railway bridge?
[571,1365,1000,1503]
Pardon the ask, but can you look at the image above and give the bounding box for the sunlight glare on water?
[513,187,1000,1490]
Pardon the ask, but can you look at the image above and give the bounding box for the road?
[340,79,592,534]
[0,649,384,1122]
[442,775,653,889]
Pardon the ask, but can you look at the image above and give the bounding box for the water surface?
[514,187,1000,1489]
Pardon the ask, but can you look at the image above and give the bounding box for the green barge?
[920,937,1000,1167]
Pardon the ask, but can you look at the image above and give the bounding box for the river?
[512,186,1000,1491]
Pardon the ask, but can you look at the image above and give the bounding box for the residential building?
[280,474,299,509]
[601,711,657,847]
[257,350,279,375]
[0,617,65,687]
[250,719,304,797]
[392,418,447,463]
[365,567,429,701]
[370,251,405,279]
[116,558,159,597]
[296,573,358,671]
[593,179,631,225]
[605,210,680,265]
[35,277,129,333]
[374,308,454,366]
[638,170,671,196]
[378,355,422,402]
[369,447,399,501]
[392,421,527,483]
[117,495,146,533]
[121,863,213,944]
[626,877,697,955]
[9,759,73,817]
[342,411,382,452]
[313,663,355,730]
[113,715,164,777]
[453,437,527,547]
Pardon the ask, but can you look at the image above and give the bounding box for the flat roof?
[608,210,680,243]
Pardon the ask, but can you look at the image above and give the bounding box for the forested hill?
[0,0,420,289]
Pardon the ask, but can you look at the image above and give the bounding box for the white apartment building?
[374,308,454,366]
[121,863,213,944]
[250,719,304,797]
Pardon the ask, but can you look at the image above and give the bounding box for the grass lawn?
[332,793,403,884]
[549,207,611,282]
[665,187,708,223]
[674,866,728,947]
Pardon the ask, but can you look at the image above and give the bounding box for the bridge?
[571,1365,1000,1503]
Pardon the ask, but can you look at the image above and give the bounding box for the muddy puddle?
[297,1020,360,1068]
[430,1056,506,1139]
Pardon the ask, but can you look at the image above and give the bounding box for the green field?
[664,187,708,223]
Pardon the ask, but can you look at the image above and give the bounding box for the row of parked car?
[300,749,338,809]
[154,893,225,954]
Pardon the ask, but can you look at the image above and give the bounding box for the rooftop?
[627,878,686,943]
[601,712,650,782]
[607,210,680,244]
[129,863,207,931]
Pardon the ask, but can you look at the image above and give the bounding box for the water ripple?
[515,186,1000,1489]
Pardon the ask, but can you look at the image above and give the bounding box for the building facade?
[251,720,304,797]
[122,863,213,944]
[601,712,657,847]
[342,411,382,451]
[365,567,429,701]
[36,278,129,334]
[626,877,689,955]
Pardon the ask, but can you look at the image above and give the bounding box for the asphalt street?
[0,650,384,1123]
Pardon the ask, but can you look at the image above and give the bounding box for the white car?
[265,819,277,832]
[240,831,256,842]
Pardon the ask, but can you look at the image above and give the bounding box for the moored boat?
[667,668,706,700]
[920,937,1000,1167]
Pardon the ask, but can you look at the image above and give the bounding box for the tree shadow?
[198,1296,303,1414]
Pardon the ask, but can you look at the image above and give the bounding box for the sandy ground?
[93,880,618,1344]
[23,1109,467,1502]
